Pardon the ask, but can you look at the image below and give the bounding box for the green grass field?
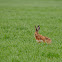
[0,0,62,62]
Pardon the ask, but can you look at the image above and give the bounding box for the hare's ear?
[37,25,40,31]
[35,26,37,31]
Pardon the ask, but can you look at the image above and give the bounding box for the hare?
[35,25,51,44]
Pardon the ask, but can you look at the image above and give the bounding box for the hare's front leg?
[36,40,41,43]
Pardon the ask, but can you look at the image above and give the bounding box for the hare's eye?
[35,34,36,36]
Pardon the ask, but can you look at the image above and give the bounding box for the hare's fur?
[35,25,51,44]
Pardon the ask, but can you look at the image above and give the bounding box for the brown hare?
[35,25,51,44]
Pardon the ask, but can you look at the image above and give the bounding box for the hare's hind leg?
[43,39,46,43]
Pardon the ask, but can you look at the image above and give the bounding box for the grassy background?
[0,0,62,62]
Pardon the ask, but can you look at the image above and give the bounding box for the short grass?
[0,0,62,62]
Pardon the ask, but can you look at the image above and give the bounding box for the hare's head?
[35,25,40,36]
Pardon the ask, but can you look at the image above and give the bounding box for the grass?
[0,0,62,62]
